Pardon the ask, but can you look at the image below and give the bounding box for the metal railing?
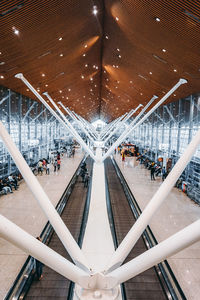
[111,156,187,300]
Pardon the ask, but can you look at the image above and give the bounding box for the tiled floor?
[0,150,84,299]
[115,153,200,300]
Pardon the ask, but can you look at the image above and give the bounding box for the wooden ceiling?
[0,0,200,121]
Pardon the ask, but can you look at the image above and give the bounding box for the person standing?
[57,159,61,170]
[34,237,44,280]
[150,165,156,180]
[162,167,167,181]
[46,162,50,175]
[53,160,57,172]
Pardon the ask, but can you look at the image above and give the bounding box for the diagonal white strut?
[103,105,143,144]
[106,112,200,275]
[74,112,98,140]
[101,114,127,140]
[0,120,90,271]
[15,73,97,162]
[58,102,96,143]
[0,214,91,287]
[101,78,187,163]
[43,93,95,146]
[105,217,200,288]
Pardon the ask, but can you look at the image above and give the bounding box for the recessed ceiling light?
[42,73,45,77]
[105,35,109,39]
[59,37,63,41]
[83,53,86,57]
[173,94,176,96]
[90,77,93,81]
[68,88,71,91]
[45,84,48,87]
[115,17,119,21]
[117,48,120,52]
[93,6,98,15]
[85,64,88,67]
[84,44,88,48]
[162,49,167,52]
[0,62,5,65]
[60,53,63,57]
[26,89,29,91]
[140,93,143,95]
[130,80,133,83]
[0,52,2,55]
[118,55,121,58]
[13,27,19,35]
[59,90,62,93]
[81,75,84,79]
[174,69,177,72]
[155,17,160,22]
[149,72,152,75]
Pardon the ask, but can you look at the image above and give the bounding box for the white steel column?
[102,78,187,162]
[106,126,200,273]
[0,121,90,271]
[103,105,143,145]
[58,102,95,143]
[101,114,127,140]
[105,218,200,288]
[0,214,91,287]
[15,74,97,162]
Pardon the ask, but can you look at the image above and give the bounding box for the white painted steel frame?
[15,73,97,162]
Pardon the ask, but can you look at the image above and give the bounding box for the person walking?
[162,166,167,181]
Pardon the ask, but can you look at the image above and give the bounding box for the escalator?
[105,157,186,300]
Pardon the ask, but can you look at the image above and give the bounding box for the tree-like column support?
[101,78,187,162]
[106,126,200,272]
[0,120,90,271]
[103,104,143,145]
[15,73,97,162]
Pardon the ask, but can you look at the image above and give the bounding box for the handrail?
[4,155,87,300]
[111,156,187,300]
[67,159,93,300]
[104,165,127,300]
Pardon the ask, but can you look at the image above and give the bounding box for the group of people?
[36,151,62,175]
[80,162,90,188]
[0,174,19,195]
[137,155,168,181]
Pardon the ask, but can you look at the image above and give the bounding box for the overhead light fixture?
[174,69,177,72]
[93,5,98,15]
[42,73,45,77]
[162,49,167,52]
[59,37,63,41]
[85,64,88,67]
[155,17,160,22]
[81,75,84,79]
[149,72,152,75]
[83,53,86,57]
[45,84,48,87]
[115,17,119,21]
[105,35,109,39]
[13,27,19,35]
[60,53,63,57]
[0,62,5,65]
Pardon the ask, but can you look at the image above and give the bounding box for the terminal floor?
[115,153,200,300]
[0,150,84,299]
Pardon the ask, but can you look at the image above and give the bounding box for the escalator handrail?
[111,156,187,300]
[104,166,127,300]
[4,155,87,300]
[67,159,94,300]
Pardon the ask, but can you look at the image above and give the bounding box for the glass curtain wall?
[0,85,65,177]
[130,94,200,204]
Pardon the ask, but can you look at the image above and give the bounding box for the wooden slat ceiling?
[0,0,200,121]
